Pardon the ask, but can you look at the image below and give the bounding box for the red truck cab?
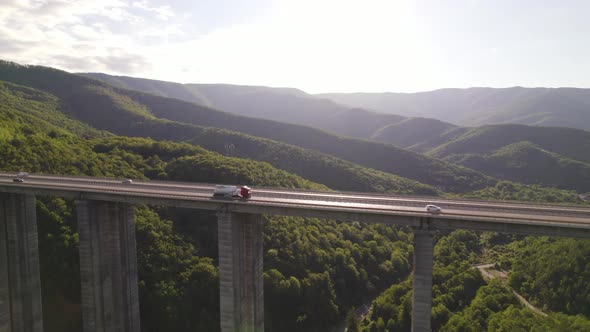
[240,186,252,199]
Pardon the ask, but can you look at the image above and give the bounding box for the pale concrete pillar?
[75,200,140,332]
[0,193,44,332]
[217,212,264,332]
[412,229,434,332]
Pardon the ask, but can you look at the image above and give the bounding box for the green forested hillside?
[0,60,492,192]
[363,180,589,331]
[0,81,107,139]
[0,68,440,195]
[82,72,408,140]
[424,125,590,192]
[0,74,426,331]
[363,230,486,331]
[3,60,590,332]
[352,118,590,193]
[427,124,590,163]
[441,280,590,331]
[84,72,213,106]
[81,71,590,194]
[76,71,590,194]
[364,230,590,332]
[369,117,463,151]
[263,218,413,331]
[440,234,590,332]
[462,181,584,204]
[508,237,590,316]
[188,129,437,195]
[110,86,490,192]
[446,141,590,192]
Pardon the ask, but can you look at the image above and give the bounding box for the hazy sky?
[1,0,589,93]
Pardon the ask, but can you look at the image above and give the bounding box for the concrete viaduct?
[1,174,590,332]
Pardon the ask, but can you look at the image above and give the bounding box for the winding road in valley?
[474,263,547,317]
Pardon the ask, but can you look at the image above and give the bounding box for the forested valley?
[0,60,589,331]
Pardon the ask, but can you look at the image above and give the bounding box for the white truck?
[213,185,252,199]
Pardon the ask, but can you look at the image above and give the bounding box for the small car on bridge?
[425,204,442,213]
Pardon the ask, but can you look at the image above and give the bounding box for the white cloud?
[0,0,447,92]
[2,0,590,91]
[0,0,448,92]
[0,0,175,74]
[132,0,174,20]
[0,0,446,92]
[52,52,151,73]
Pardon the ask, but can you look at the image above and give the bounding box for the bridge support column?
[0,193,44,332]
[75,200,140,332]
[217,212,264,332]
[412,228,434,332]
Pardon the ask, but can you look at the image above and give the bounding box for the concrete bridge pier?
[217,212,264,332]
[75,200,140,332]
[412,225,434,332]
[0,193,44,332]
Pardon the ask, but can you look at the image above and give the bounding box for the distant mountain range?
[80,72,590,193]
[1,60,493,193]
[318,87,590,131]
[2,60,587,332]
[84,72,590,142]
[82,73,407,140]
[2,61,587,193]
[422,124,590,192]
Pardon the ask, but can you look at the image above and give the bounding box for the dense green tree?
[346,308,362,332]
[363,230,486,331]
[135,207,219,331]
[3,63,590,332]
[508,237,590,317]
[441,280,520,331]
[463,181,585,204]
[36,197,81,332]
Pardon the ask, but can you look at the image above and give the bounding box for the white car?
[426,204,442,213]
[122,179,133,184]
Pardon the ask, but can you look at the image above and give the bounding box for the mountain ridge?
[0,60,491,192]
[318,87,590,131]
[81,72,408,140]
[76,68,590,192]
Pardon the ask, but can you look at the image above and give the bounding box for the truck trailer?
[213,185,252,199]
